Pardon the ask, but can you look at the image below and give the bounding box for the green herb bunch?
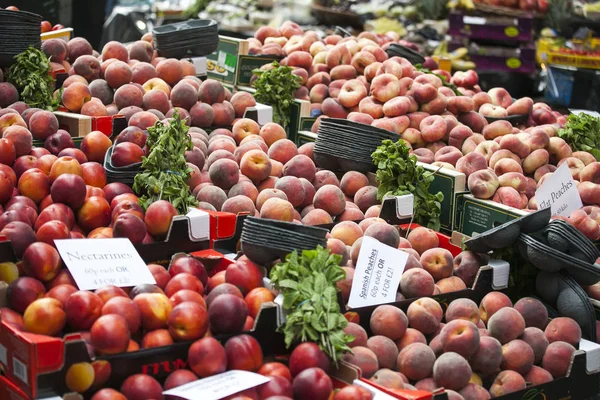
[133,112,198,214]
[269,246,353,366]
[558,112,600,161]
[252,62,301,129]
[7,46,61,110]
[372,139,444,231]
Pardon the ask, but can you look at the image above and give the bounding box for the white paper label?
[55,238,156,290]
[535,162,583,217]
[162,370,270,400]
[348,237,408,308]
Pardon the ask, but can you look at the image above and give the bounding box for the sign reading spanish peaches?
[348,237,408,308]
[55,238,156,290]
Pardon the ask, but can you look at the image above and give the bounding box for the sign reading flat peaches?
[535,162,582,217]
[348,237,408,308]
[55,238,156,290]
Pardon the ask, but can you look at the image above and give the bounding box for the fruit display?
[2,8,600,400]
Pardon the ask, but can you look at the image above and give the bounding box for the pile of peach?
[343,293,582,398]
[31,36,257,130]
[333,224,487,301]
[183,118,378,224]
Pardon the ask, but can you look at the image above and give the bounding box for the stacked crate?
[448,12,536,75]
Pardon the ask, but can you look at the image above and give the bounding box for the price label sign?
[55,238,156,290]
[535,162,583,217]
[163,370,270,400]
[348,236,408,308]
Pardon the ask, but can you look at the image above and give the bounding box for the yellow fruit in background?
[65,362,95,393]
[0,262,19,284]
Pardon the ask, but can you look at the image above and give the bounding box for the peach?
[330,221,362,246]
[362,223,398,248]
[353,185,378,213]
[156,58,183,86]
[513,297,548,330]
[573,151,596,166]
[488,307,525,344]
[73,55,101,81]
[367,335,398,369]
[433,352,472,391]
[105,61,132,89]
[313,184,346,216]
[102,40,128,61]
[548,137,573,163]
[371,74,400,103]
[302,209,333,225]
[524,365,553,386]
[114,84,143,109]
[61,82,92,112]
[260,198,294,221]
[545,317,581,346]
[407,297,443,335]
[501,339,534,375]
[438,319,480,359]
[208,158,239,190]
[397,342,436,381]
[418,248,453,280]
[456,153,487,178]
[370,305,408,340]
[407,227,439,255]
[479,292,512,324]
[196,186,227,210]
[341,346,379,378]
[340,171,369,197]
[230,91,256,118]
[468,169,499,199]
[520,327,549,365]
[489,370,526,396]
[471,335,503,376]
[435,146,462,166]
[542,341,576,378]
[240,149,271,183]
[446,298,480,324]
[394,328,426,352]
[453,251,484,288]
[142,77,170,96]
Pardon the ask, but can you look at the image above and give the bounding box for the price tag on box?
[163,370,270,400]
[55,238,156,290]
[348,237,408,308]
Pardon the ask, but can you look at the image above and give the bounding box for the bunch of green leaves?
[558,112,600,161]
[269,246,353,366]
[133,112,198,214]
[416,0,449,20]
[415,64,462,96]
[252,62,301,129]
[372,139,443,231]
[7,46,61,110]
[183,0,211,18]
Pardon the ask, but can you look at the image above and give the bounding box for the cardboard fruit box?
[453,192,527,238]
[0,304,282,399]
